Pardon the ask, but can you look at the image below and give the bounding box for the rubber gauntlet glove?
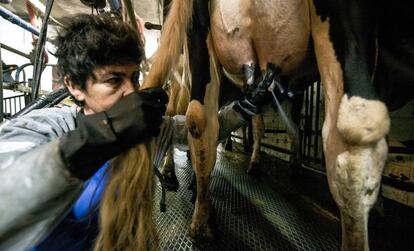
[59,87,168,180]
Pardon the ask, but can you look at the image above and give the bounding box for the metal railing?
[2,93,26,119]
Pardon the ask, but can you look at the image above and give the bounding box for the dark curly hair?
[54,14,144,90]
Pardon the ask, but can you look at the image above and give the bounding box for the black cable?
[12,88,69,119]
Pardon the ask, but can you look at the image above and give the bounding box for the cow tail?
[94,142,157,251]
[142,0,193,88]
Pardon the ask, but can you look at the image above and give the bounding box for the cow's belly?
[211,0,310,79]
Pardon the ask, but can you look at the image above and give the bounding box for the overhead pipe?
[31,0,53,100]
[0,6,40,36]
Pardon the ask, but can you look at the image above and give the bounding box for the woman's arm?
[0,106,83,251]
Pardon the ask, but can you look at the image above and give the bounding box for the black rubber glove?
[233,68,275,119]
[59,87,168,180]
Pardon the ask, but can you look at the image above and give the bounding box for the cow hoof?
[247,161,260,175]
[162,172,179,191]
[189,223,215,243]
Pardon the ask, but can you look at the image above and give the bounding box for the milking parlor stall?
[1,0,413,250]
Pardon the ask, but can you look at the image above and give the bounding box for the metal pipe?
[303,85,309,157]
[0,43,31,59]
[307,84,314,159]
[0,6,40,36]
[0,44,3,122]
[122,0,139,33]
[15,63,32,82]
[32,0,54,100]
[313,82,321,163]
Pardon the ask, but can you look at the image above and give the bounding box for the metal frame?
[246,80,414,194]
[1,0,55,119]
[300,81,324,170]
[234,81,325,170]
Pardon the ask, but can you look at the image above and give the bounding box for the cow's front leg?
[310,1,390,249]
[321,86,389,251]
[333,96,389,251]
[322,96,389,251]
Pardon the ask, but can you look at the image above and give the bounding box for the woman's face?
[67,64,140,115]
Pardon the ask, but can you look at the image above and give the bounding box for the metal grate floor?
[153,148,339,250]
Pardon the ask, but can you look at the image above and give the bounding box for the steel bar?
[123,0,139,32]
[313,82,320,162]
[31,0,54,100]
[0,43,31,59]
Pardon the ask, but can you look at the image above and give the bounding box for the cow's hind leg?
[186,84,219,242]
[187,122,218,242]
[186,3,220,238]
[310,2,390,250]
[247,114,264,174]
[161,147,179,191]
[243,63,263,173]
